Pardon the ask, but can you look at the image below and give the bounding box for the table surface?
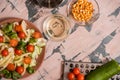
[0,0,120,80]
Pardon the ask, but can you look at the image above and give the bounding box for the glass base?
[36,0,63,8]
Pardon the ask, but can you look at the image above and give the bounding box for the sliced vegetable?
[16,66,24,74]
[23,29,34,43]
[85,60,120,80]
[29,59,36,67]
[36,38,46,47]
[26,67,34,74]
[1,49,9,57]
[26,45,34,52]
[21,20,27,35]
[0,52,12,67]
[32,46,40,59]
[6,63,15,71]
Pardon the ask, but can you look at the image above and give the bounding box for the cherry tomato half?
[0,36,4,43]
[77,73,84,80]
[23,56,31,64]
[14,49,22,56]
[67,72,75,80]
[16,66,24,74]
[32,31,41,39]
[10,39,18,47]
[26,45,34,52]
[1,49,9,57]
[73,67,80,75]
[18,31,26,39]
[15,25,23,32]
[7,63,15,71]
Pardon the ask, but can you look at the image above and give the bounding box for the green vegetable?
[4,72,11,79]
[0,69,21,80]
[8,32,18,39]
[2,23,13,34]
[29,38,36,43]
[12,71,21,80]
[0,69,9,74]
[2,23,18,40]
[0,69,11,79]
[16,40,27,51]
[85,60,120,80]
[27,67,34,74]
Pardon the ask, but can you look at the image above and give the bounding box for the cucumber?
[85,60,120,80]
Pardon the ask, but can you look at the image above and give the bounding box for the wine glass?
[36,0,64,8]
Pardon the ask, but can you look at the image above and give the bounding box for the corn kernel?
[72,0,94,22]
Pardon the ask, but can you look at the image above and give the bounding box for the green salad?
[0,20,46,80]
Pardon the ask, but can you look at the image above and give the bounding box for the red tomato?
[32,31,41,39]
[1,49,9,57]
[67,72,75,80]
[0,36,4,43]
[26,45,34,52]
[23,56,31,64]
[15,25,23,32]
[73,67,80,75]
[10,39,18,47]
[7,63,15,71]
[18,31,26,39]
[14,49,22,56]
[16,66,24,74]
[77,73,84,80]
